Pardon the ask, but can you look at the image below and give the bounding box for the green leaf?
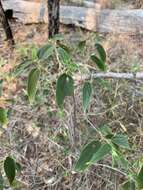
[27,68,40,104]
[122,181,136,190]
[83,82,92,111]
[137,165,143,189]
[31,47,38,60]
[57,47,71,65]
[75,141,101,172]
[112,148,129,169]
[58,43,71,54]
[15,162,22,173]
[13,60,33,77]
[95,43,106,62]
[0,108,8,126]
[56,74,74,108]
[37,44,54,60]
[111,134,130,150]
[90,143,111,163]
[4,157,16,185]
[91,54,107,71]
[98,125,113,136]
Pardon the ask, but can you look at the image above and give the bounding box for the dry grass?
[0,1,143,189]
[0,24,143,189]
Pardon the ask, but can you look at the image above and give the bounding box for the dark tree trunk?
[0,0,14,45]
[48,0,60,38]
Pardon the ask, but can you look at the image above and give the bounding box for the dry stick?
[72,93,78,142]
[74,72,143,81]
[0,0,14,45]
[67,94,78,150]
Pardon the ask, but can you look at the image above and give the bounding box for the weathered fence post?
[0,0,14,45]
[48,0,60,38]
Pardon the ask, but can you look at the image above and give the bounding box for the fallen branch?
[74,72,143,81]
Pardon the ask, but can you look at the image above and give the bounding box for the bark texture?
[48,0,60,38]
[0,0,14,45]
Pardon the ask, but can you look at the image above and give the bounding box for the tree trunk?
[134,0,143,8]
[0,0,14,45]
[48,0,60,38]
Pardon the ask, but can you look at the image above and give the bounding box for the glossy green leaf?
[111,134,130,150]
[0,108,8,126]
[90,143,111,163]
[4,157,16,185]
[56,74,74,108]
[122,181,136,190]
[75,141,101,171]
[37,44,54,60]
[137,165,143,189]
[91,54,107,71]
[83,82,92,111]
[27,68,40,103]
[95,43,106,62]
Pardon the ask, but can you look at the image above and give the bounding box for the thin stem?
[95,163,128,177]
